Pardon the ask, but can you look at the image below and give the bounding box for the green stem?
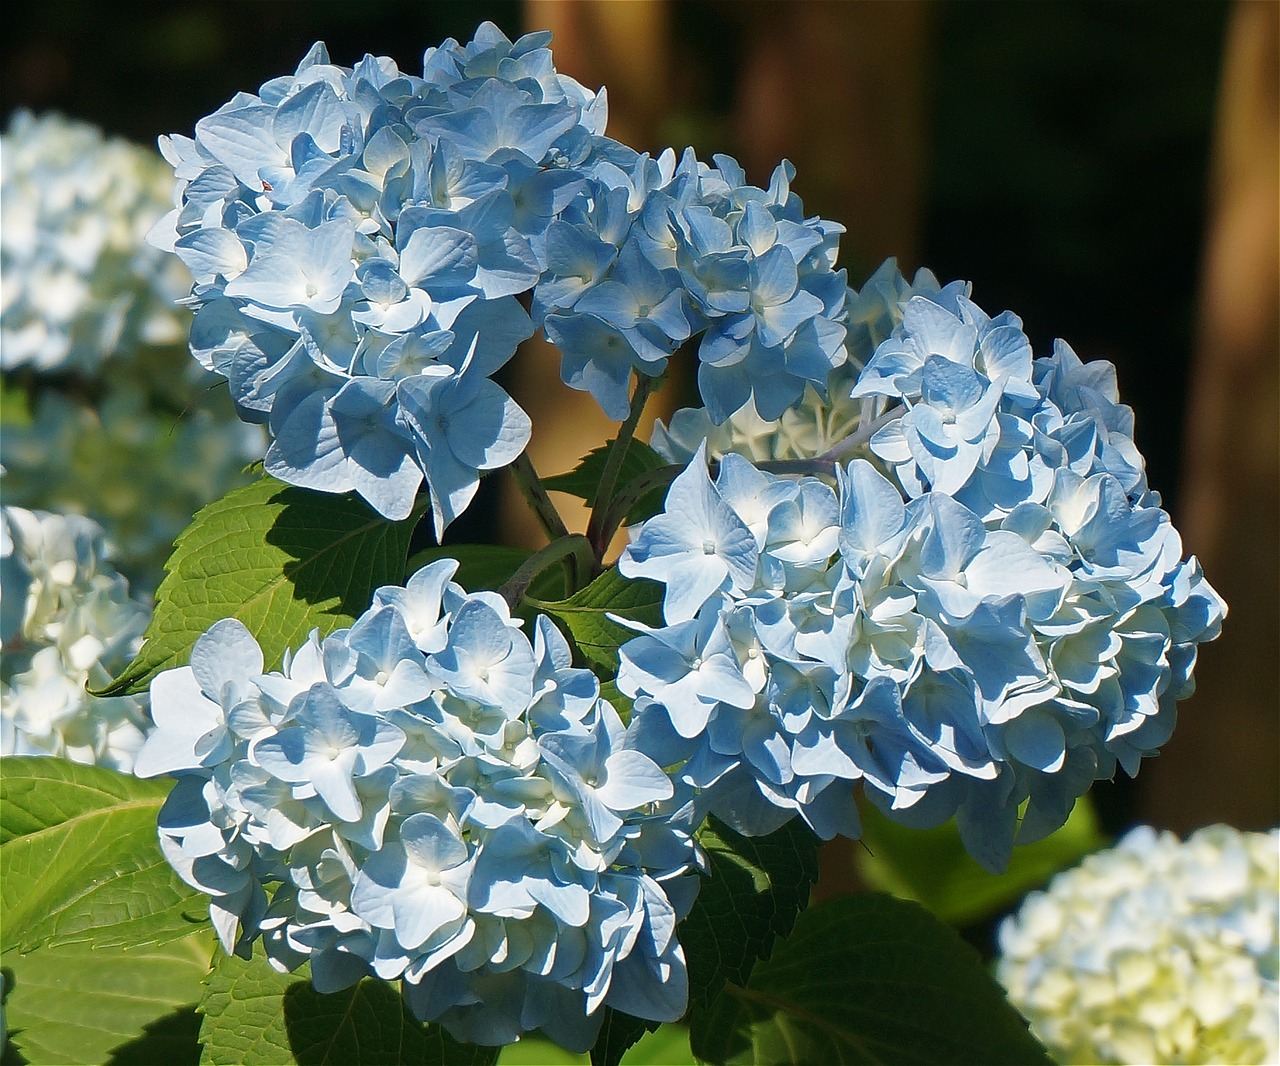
[585,372,660,559]
[510,450,571,544]
[755,458,840,478]
[498,534,594,609]
[817,405,903,463]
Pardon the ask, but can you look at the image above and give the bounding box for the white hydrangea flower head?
[135,561,703,1051]
[0,111,190,374]
[998,825,1280,1065]
[1,506,151,770]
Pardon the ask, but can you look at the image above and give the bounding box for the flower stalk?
[498,534,595,609]
[586,372,660,560]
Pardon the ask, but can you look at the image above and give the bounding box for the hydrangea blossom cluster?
[0,507,150,770]
[155,24,850,531]
[0,386,264,592]
[135,560,701,1051]
[534,149,848,424]
[0,111,190,374]
[620,264,1224,869]
[998,825,1279,1065]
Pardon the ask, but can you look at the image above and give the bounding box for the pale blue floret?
[250,684,404,821]
[527,615,599,732]
[617,613,756,740]
[266,376,424,521]
[351,812,472,952]
[397,362,533,536]
[539,701,674,846]
[133,619,262,778]
[333,605,434,713]
[618,442,758,622]
[427,599,536,715]
[573,243,694,363]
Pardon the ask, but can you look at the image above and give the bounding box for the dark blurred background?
[5,0,1275,843]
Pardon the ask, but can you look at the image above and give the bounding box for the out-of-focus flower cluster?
[0,111,265,590]
[1,506,150,770]
[155,23,848,531]
[621,262,1224,870]
[136,560,701,1051]
[1,111,190,375]
[0,387,264,593]
[998,825,1279,1065]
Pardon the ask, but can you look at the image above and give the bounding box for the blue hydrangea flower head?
[154,23,632,530]
[623,260,1224,869]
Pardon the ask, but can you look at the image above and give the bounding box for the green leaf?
[684,817,821,1009]
[527,569,663,674]
[97,476,419,696]
[622,1025,694,1065]
[0,758,202,952]
[589,1010,657,1066]
[597,680,634,724]
[1,931,211,1066]
[543,440,669,523]
[104,1008,203,1066]
[500,1025,692,1066]
[198,952,499,1065]
[856,796,1106,927]
[406,544,566,602]
[0,378,32,429]
[693,894,1052,1065]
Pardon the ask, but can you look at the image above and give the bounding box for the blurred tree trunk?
[1140,0,1280,832]
[734,0,933,278]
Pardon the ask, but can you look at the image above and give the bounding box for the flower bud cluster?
[158,24,851,531]
[621,267,1224,869]
[998,825,1279,1065]
[0,506,150,770]
[136,561,700,1051]
[1,112,189,374]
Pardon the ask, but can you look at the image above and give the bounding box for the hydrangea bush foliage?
[0,22,1235,1066]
